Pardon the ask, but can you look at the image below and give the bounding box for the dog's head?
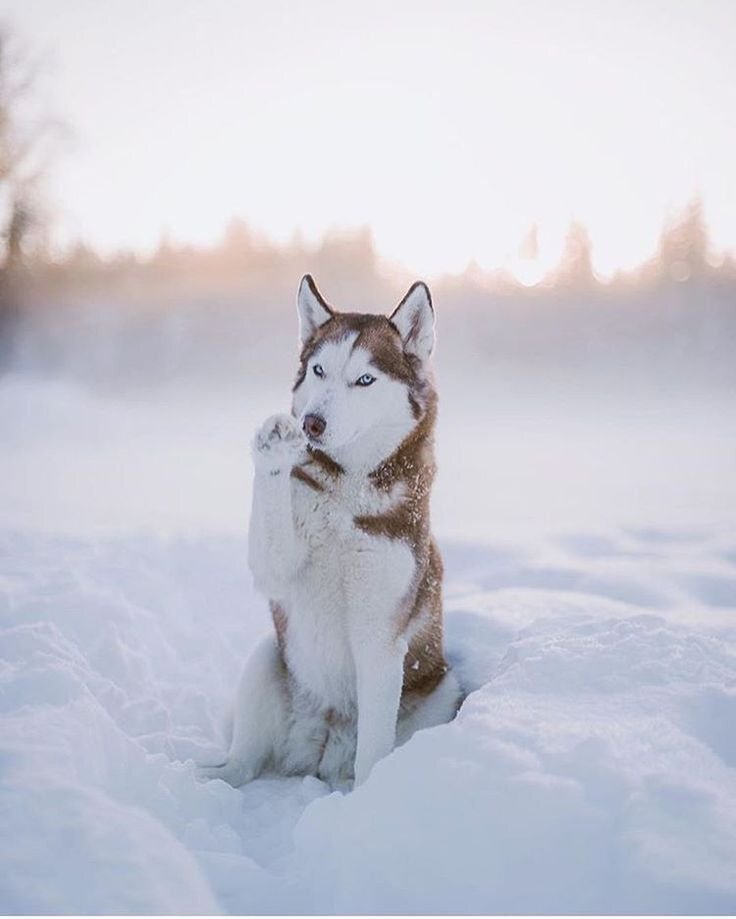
[291,275,436,460]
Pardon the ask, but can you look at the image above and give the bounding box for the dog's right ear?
[297,275,333,345]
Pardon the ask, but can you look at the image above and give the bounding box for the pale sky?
[2,0,735,277]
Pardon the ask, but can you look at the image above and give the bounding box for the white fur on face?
[292,334,415,461]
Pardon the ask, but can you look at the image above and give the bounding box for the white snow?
[1,372,736,914]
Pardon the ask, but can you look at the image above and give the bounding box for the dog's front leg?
[347,544,414,786]
[248,414,307,599]
[351,635,407,786]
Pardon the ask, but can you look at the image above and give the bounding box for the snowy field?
[2,369,736,914]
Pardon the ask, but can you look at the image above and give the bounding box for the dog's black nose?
[303,413,326,439]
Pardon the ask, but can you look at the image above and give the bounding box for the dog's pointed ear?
[389,281,435,362]
[297,275,333,345]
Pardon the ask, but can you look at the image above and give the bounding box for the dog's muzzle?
[303,413,327,440]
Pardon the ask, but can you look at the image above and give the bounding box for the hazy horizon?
[2,0,735,278]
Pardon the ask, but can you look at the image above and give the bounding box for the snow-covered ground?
[2,371,736,914]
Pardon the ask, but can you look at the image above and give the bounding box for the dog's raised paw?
[252,413,305,472]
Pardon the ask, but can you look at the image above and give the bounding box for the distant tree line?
[19,196,736,317]
[1,23,734,387]
[0,25,62,367]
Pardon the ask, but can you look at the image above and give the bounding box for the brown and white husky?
[200,275,461,788]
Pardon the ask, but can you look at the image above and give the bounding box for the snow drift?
[1,366,735,913]
[2,526,736,914]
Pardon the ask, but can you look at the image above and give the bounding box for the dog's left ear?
[389,281,435,362]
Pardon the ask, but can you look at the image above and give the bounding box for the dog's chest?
[281,557,354,711]
[290,463,404,543]
[281,476,366,707]
[279,471,408,710]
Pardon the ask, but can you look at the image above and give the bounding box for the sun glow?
[4,0,735,278]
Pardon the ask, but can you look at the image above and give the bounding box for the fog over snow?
[0,241,736,913]
[1,0,735,909]
[1,278,736,912]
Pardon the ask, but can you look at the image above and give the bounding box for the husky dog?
[201,276,461,787]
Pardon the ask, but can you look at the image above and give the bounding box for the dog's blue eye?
[313,364,324,378]
[356,373,376,387]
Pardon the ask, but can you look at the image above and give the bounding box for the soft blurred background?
[0,0,734,542]
[4,7,736,912]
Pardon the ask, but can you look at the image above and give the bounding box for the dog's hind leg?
[198,635,289,787]
[396,670,463,748]
[317,715,358,786]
